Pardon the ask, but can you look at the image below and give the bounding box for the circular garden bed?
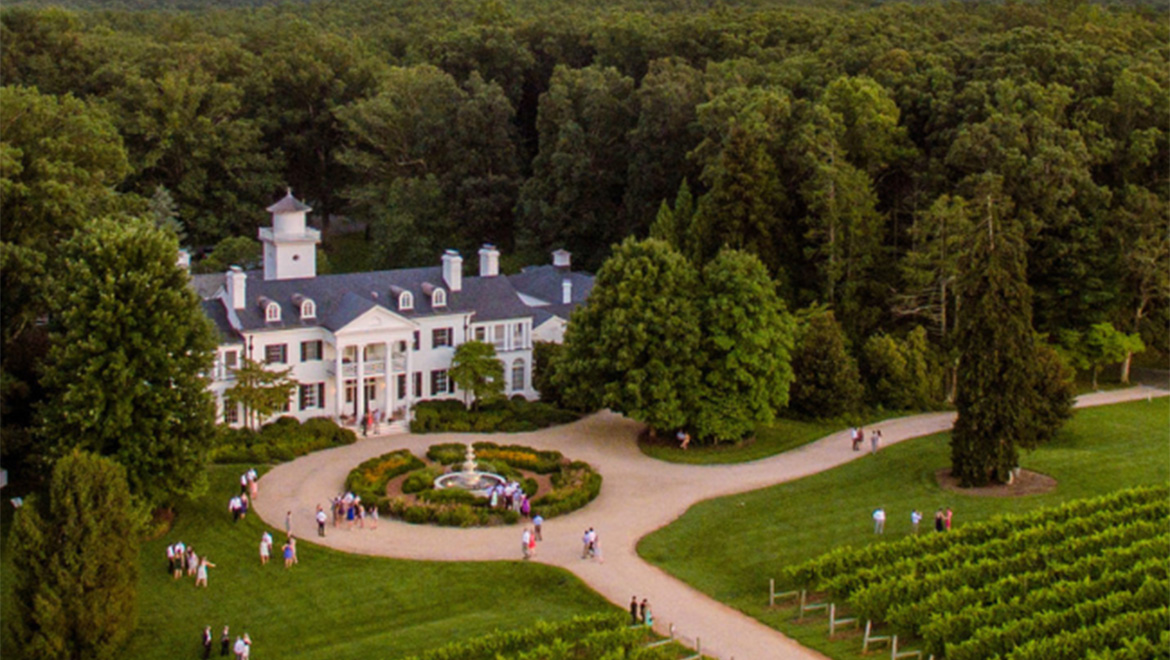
[344,442,601,527]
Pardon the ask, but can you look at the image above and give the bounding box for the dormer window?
[265,302,281,322]
[300,299,316,320]
[399,291,414,311]
[432,288,447,308]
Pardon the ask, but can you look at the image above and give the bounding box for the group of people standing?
[850,427,883,454]
[201,626,251,659]
[229,469,260,522]
[489,481,531,516]
[166,541,215,587]
[581,527,601,561]
[629,596,653,627]
[874,507,954,534]
[327,491,379,531]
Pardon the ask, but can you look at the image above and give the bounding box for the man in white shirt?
[873,508,886,534]
[521,528,531,559]
[316,505,328,537]
[911,509,923,534]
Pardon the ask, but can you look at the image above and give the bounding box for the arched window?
[399,291,414,311]
[511,358,525,392]
[265,302,281,322]
[432,288,447,308]
[300,299,316,319]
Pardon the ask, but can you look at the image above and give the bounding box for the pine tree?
[788,311,864,418]
[7,450,139,658]
[950,192,1043,486]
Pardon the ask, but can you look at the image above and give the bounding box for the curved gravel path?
[254,387,1165,660]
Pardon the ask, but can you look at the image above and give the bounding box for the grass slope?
[638,412,917,465]
[637,399,1170,659]
[3,466,614,660]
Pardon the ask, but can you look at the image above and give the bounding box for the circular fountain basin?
[433,471,506,497]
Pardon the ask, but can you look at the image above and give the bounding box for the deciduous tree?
[39,217,216,507]
[450,340,505,410]
[224,357,296,430]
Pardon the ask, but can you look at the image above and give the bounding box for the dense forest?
[2,0,1167,456]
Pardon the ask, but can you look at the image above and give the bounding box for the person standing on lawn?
[911,509,922,535]
[202,626,213,659]
[220,626,230,657]
[630,596,639,625]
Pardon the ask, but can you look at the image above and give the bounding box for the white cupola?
[259,189,321,281]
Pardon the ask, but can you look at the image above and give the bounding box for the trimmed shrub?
[532,461,602,518]
[472,442,564,473]
[410,398,580,434]
[418,488,480,506]
[401,466,446,494]
[345,450,425,507]
[211,416,357,464]
[426,443,467,465]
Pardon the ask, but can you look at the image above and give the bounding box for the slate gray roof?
[190,273,226,300]
[508,265,595,307]
[212,267,542,334]
[267,191,312,214]
[202,300,238,342]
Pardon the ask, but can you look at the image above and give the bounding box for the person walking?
[911,509,922,535]
[873,508,886,534]
[220,626,231,657]
[640,599,649,626]
[870,430,881,455]
[521,527,532,560]
[283,540,294,569]
[195,557,215,588]
[533,514,543,542]
[527,528,537,558]
[630,596,639,625]
[945,507,953,531]
[934,508,945,532]
[202,626,213,659]
[368,504,379,530]
[259,532,272,565]
[285,510,292,535]
[316,505,327,537]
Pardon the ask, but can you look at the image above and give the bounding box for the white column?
[381,341,391,417]
[404,334,414,420]
[506,323,514,352]
[356,343,366,417]
[334,343,345,420]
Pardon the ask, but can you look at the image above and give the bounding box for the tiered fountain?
[433,444,505,497]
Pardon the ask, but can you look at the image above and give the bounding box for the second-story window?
[301,300,316,320]
[265,302,281,323]
[432,288,447,308]
[301,340,322,362]
[399,291,414,311]
[432,327,452,348]
[265,344,288,364]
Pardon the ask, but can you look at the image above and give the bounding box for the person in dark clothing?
[202,626,213,659]
[630,596,639,625]
[220,626,231,656]
[640,599,648,625]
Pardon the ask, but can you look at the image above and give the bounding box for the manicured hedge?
[411,398,580,433]
[344,449,425,507]
[385,442,600,526]
[211,416,357,463]
[532,461,604,518]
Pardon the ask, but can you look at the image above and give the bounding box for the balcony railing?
[341,360,386,378]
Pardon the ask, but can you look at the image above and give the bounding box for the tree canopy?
[38,216,217,507]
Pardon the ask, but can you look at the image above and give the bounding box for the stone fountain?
[433,444,505,496]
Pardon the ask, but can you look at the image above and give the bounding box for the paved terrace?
[254,387,1166,660]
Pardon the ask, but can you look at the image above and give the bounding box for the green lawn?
[637,398,1170,659]
[638,412,918,465]
[2,466,614,660]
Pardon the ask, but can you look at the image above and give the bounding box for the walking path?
[254,387,1165,660]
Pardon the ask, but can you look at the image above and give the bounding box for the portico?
[330,306,418,427]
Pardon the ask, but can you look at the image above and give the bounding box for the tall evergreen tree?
[788,310,864,418]
[38,216,216,508]
[7,450,139,658]
[950,188,1060,486]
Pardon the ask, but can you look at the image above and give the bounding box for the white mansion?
[194,191,593,430]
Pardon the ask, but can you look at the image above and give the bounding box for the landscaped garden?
[638,398,1170,660]
[1,465,617,660]
[344,442,601,526]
